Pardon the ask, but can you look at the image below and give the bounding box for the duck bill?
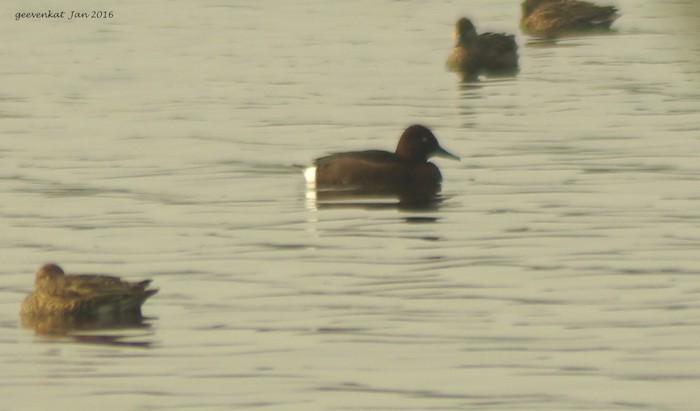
[433,145,460,161]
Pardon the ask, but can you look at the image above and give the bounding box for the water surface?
[1,0,700,410]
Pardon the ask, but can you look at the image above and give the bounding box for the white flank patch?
[303,166,316,184]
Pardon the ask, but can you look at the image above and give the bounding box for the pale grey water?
[1,0,700,410]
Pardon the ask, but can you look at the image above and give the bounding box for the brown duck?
[20,263,158,320]
[446,17,519,80]
[521,0,620,38]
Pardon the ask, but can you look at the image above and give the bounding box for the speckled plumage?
[521,0,620,38]
[20,263,157,320]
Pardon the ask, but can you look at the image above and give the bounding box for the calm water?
[2,0,700,409]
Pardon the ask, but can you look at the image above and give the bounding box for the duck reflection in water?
[304,125,459,209]
[20,263,158,345]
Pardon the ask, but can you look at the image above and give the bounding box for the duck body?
[521,0,620,38]
[305,125,458,200]
[312,150,442,189]
[446,17,519,80]
[20,263,157,320]
[477,33,520,73]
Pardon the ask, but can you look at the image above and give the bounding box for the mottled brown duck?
[520,0,620,38]
[446,17,519,80]
[20,263,157,320]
